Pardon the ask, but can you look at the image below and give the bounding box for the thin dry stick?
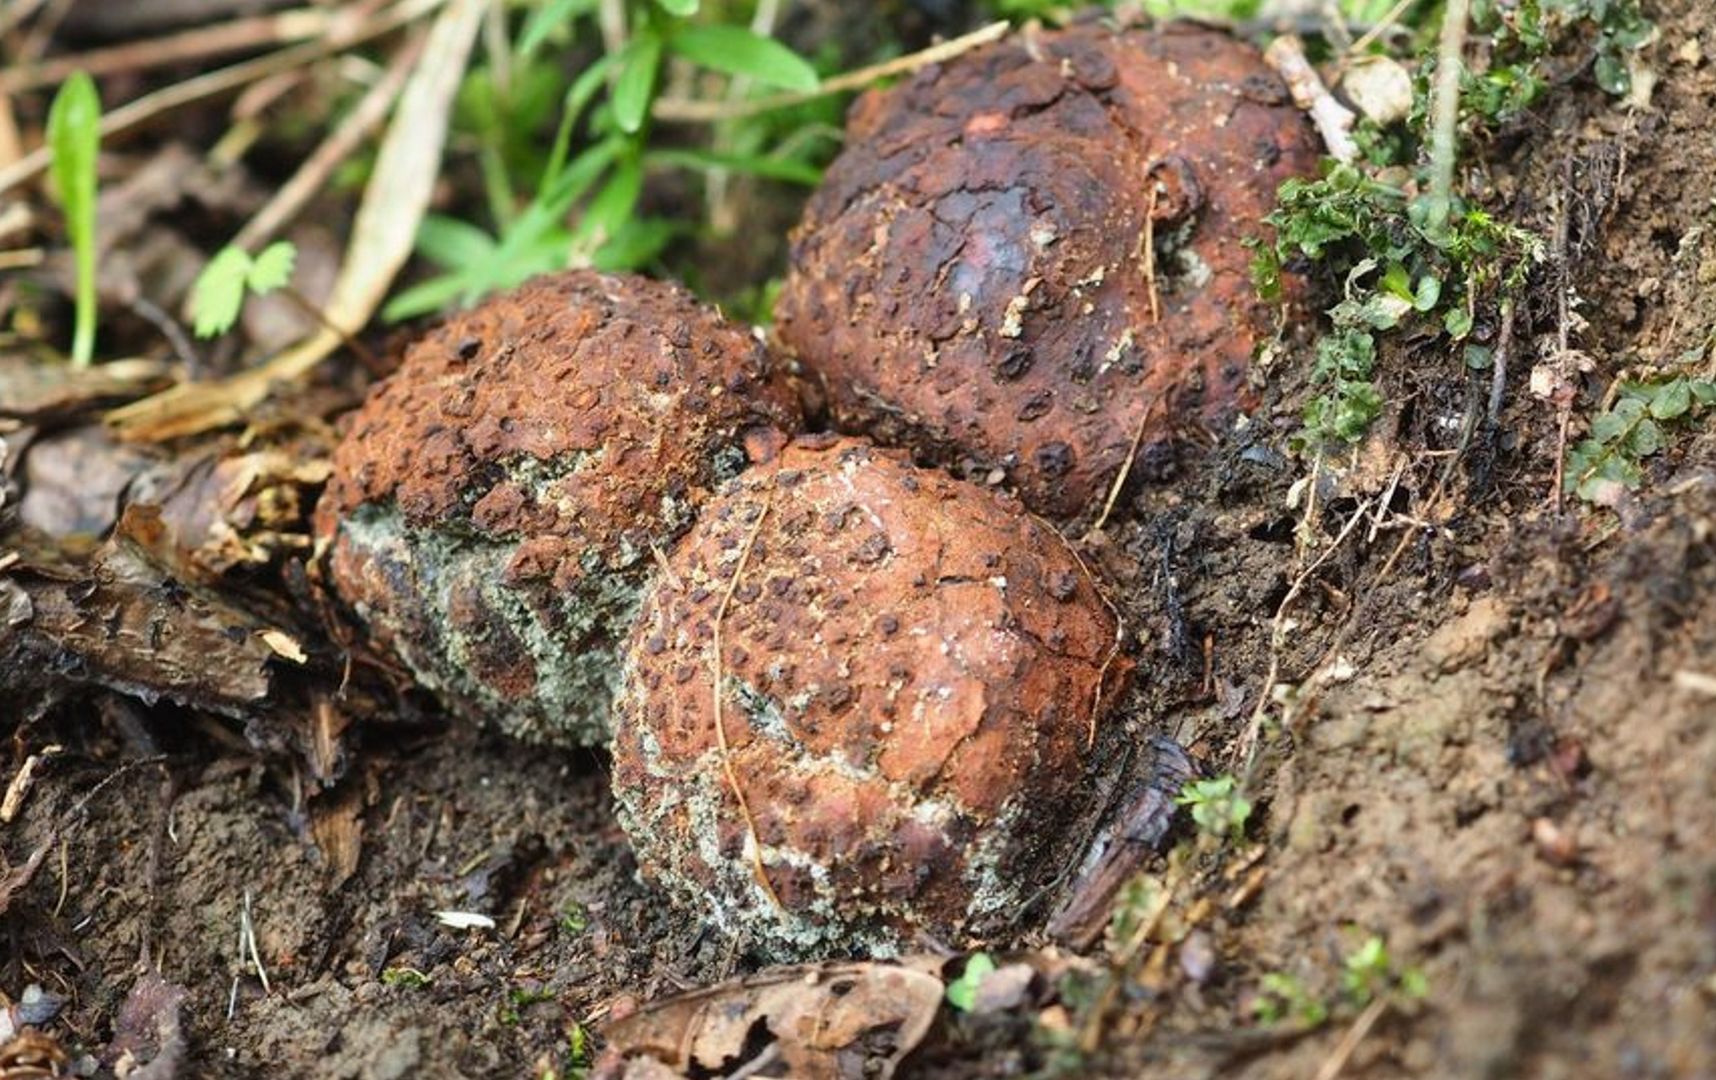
[1550,159,1574,509]
[0,0,447,198]
[1234,496,1376,776]
[1312,997,1390,1080]
[14,0,71,63]
[232,28,425,252]
[652,20,1008,123]
[0,7,336,94]
[1347,0,1419,56]
[1486,295,1517,427]
[1088,398,1163,536]
[108,0,482,442]
[0,0,52,38]
[711,496,784,912]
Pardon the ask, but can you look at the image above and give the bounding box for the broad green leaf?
[247,240,297,294]
[415,215,499,268]
[1358,292,1410,330]
[612,33,663,135]
[191,246,256,338]
[1412,274,1442,312]
[655,0,698,14]
[1647,379,1692,420]
[1628,417,1662,457]
[669,26,818,92]
[46,72,100,226]
[1379,261,1411,298]
[946,953,997,1012]
[518,0,597,57]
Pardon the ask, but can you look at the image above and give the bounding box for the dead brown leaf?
[599,960,944,1080]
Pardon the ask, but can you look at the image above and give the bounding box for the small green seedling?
[500,986,558,1026]
[1253,971,1329,1028]
[1341,934,1428,1006]
[945,952,997,1012]
[1175,775,1253,843]
[46,71,101,368]
[380,966,432,988]
[559,901,590,935]
[190,241,298,338]
[1566,376,1716,503]
[565,1022,593,1076]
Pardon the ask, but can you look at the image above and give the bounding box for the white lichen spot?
[1175,247,1214,289]
[1075,265,1107,288]
[1099,328,1135,374]
[999,295,1028,339]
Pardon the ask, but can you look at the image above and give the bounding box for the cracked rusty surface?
[774,23,1320,520]
[313,271,802,745]
[610,436,1130,956]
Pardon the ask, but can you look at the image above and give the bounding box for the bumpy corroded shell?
[774,23,1320,519]
[314,271,802,745]
[610,436,1129,956]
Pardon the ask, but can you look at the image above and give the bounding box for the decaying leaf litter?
[2,0,1714,1077]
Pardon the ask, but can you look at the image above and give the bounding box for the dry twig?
[233,30,426,252]
[711,496,783,912]
[107,0,483,441]
[0,7,339,94]
[652,20,1008,123]
[0,0,448,198]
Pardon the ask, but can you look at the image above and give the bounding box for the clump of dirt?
[314,270,802,747]
[774,23,1321,519]
[611,436,1127,958]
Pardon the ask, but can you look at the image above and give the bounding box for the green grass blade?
[46,71,101,367]
[668,25,818,92]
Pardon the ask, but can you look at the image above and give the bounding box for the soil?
[4,1,1715,1077]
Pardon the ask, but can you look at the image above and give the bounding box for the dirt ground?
[4,1,1716,1077]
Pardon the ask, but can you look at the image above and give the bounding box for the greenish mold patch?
[339,498,649,746]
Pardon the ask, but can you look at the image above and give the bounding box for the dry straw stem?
[651,20,1009,123]
[0,0,448,199]
[108,0,484,442]
[231,28,427,252]
[0,6,340,94]
[710,495,784,913]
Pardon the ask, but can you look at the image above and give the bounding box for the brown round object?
[610,436,1129,955]
[774,23,1320,520]
[314,271,802,745]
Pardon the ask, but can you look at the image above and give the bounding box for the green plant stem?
[1425,0,1469,237]
[71,231,96,367]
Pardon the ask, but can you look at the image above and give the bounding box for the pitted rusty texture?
[313,271,803,745]
[773,24,1321,519]
[610,436,1131,956]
